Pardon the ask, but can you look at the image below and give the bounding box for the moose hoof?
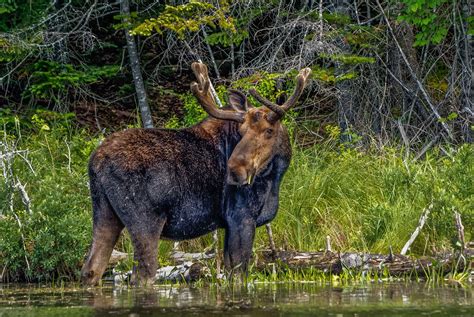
[81,270,100,286]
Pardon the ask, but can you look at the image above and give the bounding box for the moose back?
[81,63,311,285]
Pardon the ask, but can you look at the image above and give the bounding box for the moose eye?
[265,128,274,137]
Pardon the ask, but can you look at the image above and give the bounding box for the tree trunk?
[121,0,154,129]
[387,22,425,145]
[334,0,354,142]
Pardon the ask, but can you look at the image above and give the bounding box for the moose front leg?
[223,215,256,274]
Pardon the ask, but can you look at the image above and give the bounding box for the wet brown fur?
[81,109,292,286]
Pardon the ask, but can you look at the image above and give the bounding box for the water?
[0,282,472,317]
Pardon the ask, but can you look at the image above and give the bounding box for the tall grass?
[259,141,473,255]
[0,122,472,282]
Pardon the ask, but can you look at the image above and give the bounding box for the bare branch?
[401,204,432,255]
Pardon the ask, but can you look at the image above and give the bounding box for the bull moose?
[80,62,311,285]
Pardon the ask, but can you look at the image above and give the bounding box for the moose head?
[190,62,311,186]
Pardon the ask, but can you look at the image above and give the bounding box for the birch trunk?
[334,0,354,142]
[121,0,154,129]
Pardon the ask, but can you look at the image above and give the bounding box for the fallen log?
[109,249,129,266]
[110,247,473,284]
[110,250,215,284]
[256,249,472,276]
[113,261,209,284]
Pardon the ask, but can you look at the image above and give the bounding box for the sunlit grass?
[259,142,473,255]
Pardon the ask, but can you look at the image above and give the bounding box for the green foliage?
[0,126,99,282]
[132,0,235,38]
[0,0,16,15]
[112,11,139,30]
[164,91,208,128]
[437,112,458,123]
[204,29,248,47]
[0,37,26,62]
[117,83,135,97]
[181,92,208,126]
[310,66,357,84]
[231,71,282,102]
[1,108,75,133]
[0,0,50,31]
[344,25,383,49]
[164,115,181,129]
[467,15,474,35]
[307,11,351,25]
[0,107,19,130]
[27,61,119,99]
[202,2,268,48]
[398,0,450,46]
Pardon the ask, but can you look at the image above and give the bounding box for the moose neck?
[189,117,242,162]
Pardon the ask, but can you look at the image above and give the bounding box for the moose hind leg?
[128,213,167,286]
[81,196,124,286]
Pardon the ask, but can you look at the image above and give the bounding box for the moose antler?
[190,62,245,123]
[249,68,312,122]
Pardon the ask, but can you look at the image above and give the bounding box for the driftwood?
[113,262,209,284]
[110,250,216,284]
[255,249,473,276]
[454,211,466,253]
[111,247,473,284]
[109,249,129,266]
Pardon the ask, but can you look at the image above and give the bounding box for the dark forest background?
[1,0,472,145]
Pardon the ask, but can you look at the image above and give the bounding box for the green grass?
[0,123,472,282]
[261,142,473,255]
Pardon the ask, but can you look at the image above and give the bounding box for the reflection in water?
[0,282,472,317]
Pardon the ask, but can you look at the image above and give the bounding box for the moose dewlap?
[81,62,311,286]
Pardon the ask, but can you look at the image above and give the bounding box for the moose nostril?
[227,170,238,183]
[227,169,246,186]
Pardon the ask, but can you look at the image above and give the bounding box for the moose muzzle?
[227,158,256,186]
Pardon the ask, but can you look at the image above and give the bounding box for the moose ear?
[276,92,287,106]
[227,89,248,112]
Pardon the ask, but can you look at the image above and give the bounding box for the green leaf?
[447,112,458,121]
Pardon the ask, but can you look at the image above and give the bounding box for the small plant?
[398,0,451,46]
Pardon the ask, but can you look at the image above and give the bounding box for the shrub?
[0,119,98,282]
